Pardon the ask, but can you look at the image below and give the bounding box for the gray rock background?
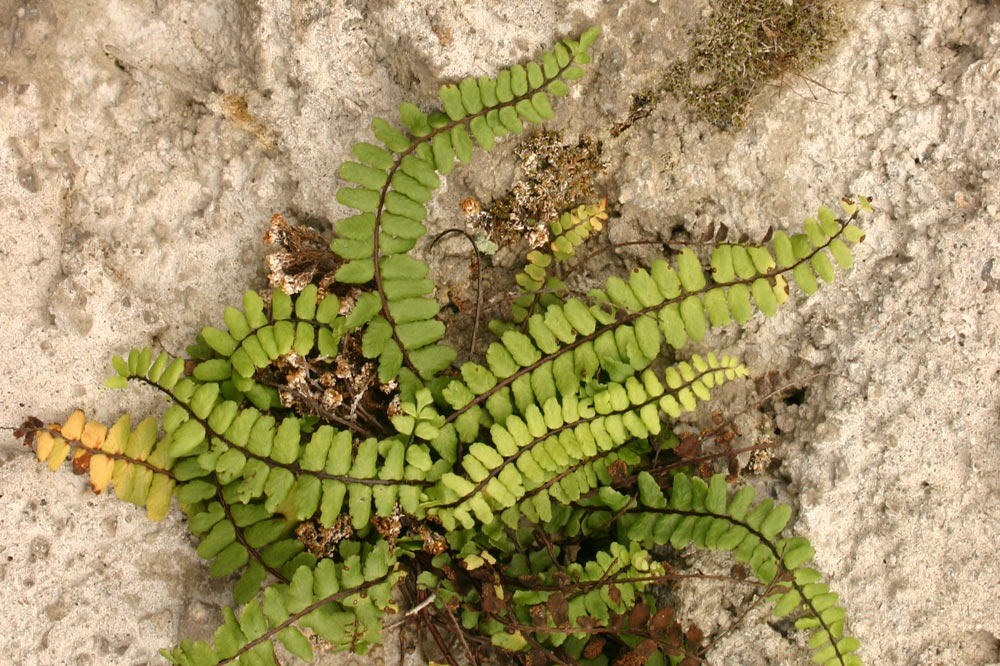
[1,1,998,665]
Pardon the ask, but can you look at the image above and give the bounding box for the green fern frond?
[505,199,609,325]
[441,201,867,431]
[14,23,872,666]
[603,471,863,666]
[160,541,403,666]
[429,353,747,530]
[331,28,602,382]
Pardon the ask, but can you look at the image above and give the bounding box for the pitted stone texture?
[2,1,999,665]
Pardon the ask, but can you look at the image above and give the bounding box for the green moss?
[664,0,843,130]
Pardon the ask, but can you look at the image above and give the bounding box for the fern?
[507,199,609,324]
[15,26,871,666]
[330,27,600,384]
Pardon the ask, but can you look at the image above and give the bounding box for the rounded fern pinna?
[16,25,869,666]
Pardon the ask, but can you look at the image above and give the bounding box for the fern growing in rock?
[15,27,870,666]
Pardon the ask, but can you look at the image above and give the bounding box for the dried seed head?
[386,394,402,418]
[322,389,344,410]
[526,222,551,249]
[460,196,481,217]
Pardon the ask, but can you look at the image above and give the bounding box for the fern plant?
[15,27,871,666]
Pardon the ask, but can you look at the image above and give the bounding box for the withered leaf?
[481,582,502,615]
[685,624,704,647]
[551,571,572,587]
[611,638,657,666]
[529,604,548,628]
[648,606,675,635]
[715,223,728,243]
[547,593,570,627]
[634,639,658,659]
[467,564,495,584]
[72,449,91,475]
[527,647,550,666]
[608,458,628,484]
[607,582,622,606]
[676,434,701,460]
[264,213,342,295]
[582,636,606,659]
[628,602,651,631]
[664,645,683,658]
[728,455,740,477]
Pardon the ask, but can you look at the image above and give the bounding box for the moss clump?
[665,0,842,130]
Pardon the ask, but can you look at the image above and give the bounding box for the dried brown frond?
[417,524,448,556]
[371,504,404,551]
[264,213,343,295]
[609,89,660,138]
[296,515,354,558]
[471,131,606,247]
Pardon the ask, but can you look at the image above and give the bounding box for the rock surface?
[1,1,998,664]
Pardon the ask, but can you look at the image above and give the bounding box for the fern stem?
[419,605,462,666]
[439,365,720,509]
[212,477,289,583]
[216,573,392,666]
[444,211,863,426]
[612,504,849,666]
[521,630,572,666]
[501,571,768,594]
[440,598,482,666]
[136,377,434,487]
[368,51,583,375]
[563,238,724,276]
[428,228,484,357]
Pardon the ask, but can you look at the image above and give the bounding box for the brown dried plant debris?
[468,131,606,247]
[264,213,343,295]
[606,0,842,138]
[609,89,660,138]
[747,443,776,476]
[417,524,448,556]
[296,515,355,559]
[255,330,393,438]
[371,504,405,551]
[221,93,278,150]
